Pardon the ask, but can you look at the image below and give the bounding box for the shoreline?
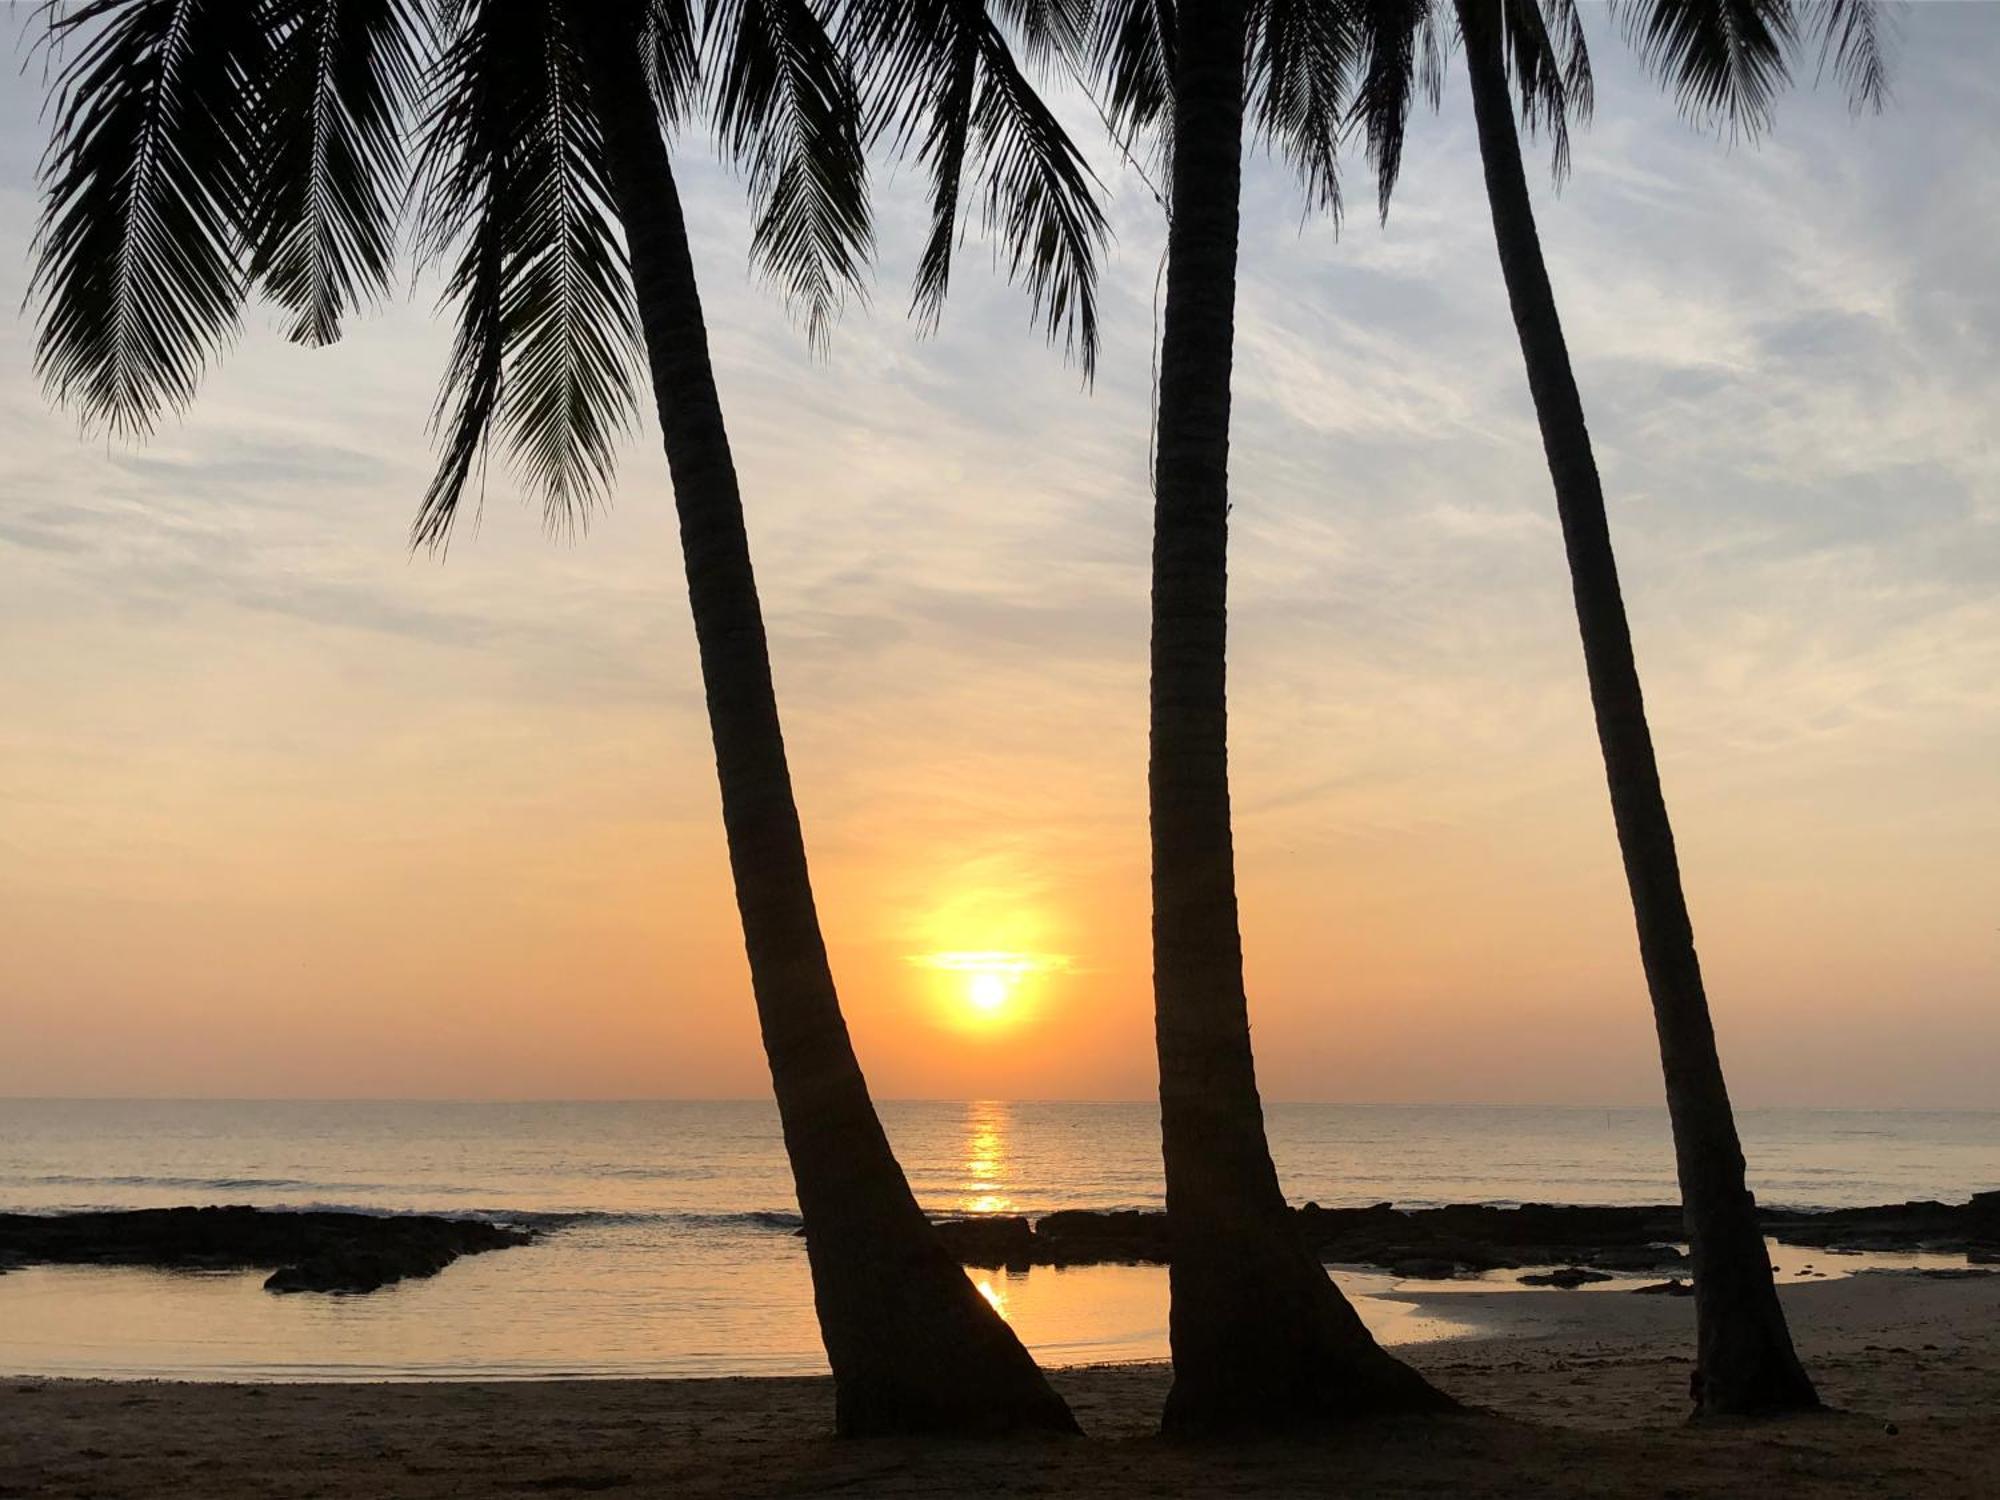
[5,1274,1995,1497]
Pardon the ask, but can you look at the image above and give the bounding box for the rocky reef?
[930,1191,2000,1281]
[0,1207,532,1294]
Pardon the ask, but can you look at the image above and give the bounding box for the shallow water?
[1,1099,1993,1379]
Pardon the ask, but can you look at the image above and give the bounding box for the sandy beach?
[4,1270,1993,1498]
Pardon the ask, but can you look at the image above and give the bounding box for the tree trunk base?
[1686,1206,1822,1419]
[1689,1345,1823,1421]
[1158,1226,1458,1437]
[817,1236,1082,1439]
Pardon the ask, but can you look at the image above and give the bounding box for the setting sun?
[907,950,1074,1032]
[968,972,1012,1014]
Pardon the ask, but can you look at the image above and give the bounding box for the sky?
[0,6,1994,1108]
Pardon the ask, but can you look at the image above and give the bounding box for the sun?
[967,971,1013,1015]
[907,950,1073,1032]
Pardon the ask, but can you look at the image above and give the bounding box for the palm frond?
[850,0,1107,377]
[1808,0,1891,112]
[1543,0,1593,126]
[244,0,430,347]
[642,0,699,124]
[965,3,1108,375]
[1085,0,1173,152]
[903,20,979,334]
[411,0,642,546]
[31,0,270,435]
[1498,0,1589,178]
[1347,0,1439,220]
[1613,0,1796,134]
[705,0,873,355]
[1249,0,1359,220]
[988,0,1091,68]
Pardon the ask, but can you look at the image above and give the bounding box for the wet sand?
[3,1271,1993,1498]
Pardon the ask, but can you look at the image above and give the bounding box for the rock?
[1519,1266,1614,1289]
[1581,1244,1687,1273]
[265,1244,454,1295]
[929,1217,1034,1270]
[1632,1279,1695,1296]
[1035,1209,1171,1265]
[918,1195,2000,1277]
[0,1207,531,1295]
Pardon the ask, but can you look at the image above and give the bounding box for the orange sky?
[1,13,1996,1107]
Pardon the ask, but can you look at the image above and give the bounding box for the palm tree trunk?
[1455,0,1817,1419]
[1151,0,1451,1436]
[580,25,1077,1439]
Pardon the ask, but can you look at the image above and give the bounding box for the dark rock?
[1632,1279,1695,1296]
[0,1207,531,1295]
[923,1194,2000,1277]
[1519,1266,1614,1288]
[929,1217,1035,1270]
[264,1244,455,1295]
[1035,1209,1171,1265]
[1581,1244,1687,1273]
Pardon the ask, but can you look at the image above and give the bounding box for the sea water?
[1,1099,1993,1379]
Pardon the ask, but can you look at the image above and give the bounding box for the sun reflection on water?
[960,1101,1014,1216]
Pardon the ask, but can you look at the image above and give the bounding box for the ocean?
[2,1099,1994,1380]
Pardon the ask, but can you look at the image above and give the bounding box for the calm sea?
[1,1099,1994,1380]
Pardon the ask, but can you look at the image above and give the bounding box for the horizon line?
[1,1095,1991,1114]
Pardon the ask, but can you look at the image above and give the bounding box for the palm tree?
[1349,0,1889,1417]
[1091,0,1453,1433]
[30,0,1099,1436]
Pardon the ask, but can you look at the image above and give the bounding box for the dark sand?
[3,1272,1994,1497]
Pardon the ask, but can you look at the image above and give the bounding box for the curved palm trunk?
[1151,0,1451,1436]
[581,29,1077,1439]
[1455,0,1816,1419]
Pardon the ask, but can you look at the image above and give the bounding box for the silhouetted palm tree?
[1350,0,1889,1417]
[1091,0,1453,1433]
[30,0,1098,1436]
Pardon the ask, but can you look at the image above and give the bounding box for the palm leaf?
[1613,0,1796,134]
[705,0,873,355]
[1810,0,1891,112]
[411,0,642,545]
[849,0,1108,377]
[901,20,978,334]
[1085,0,1174,150]
[1348,0,1441,219]
[31,0,270,435]
[642,0,700,124]
[243,0,430,347]
[989,0,1091,68]
[1498,0,1590,178]
[1250,0,1360,220]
